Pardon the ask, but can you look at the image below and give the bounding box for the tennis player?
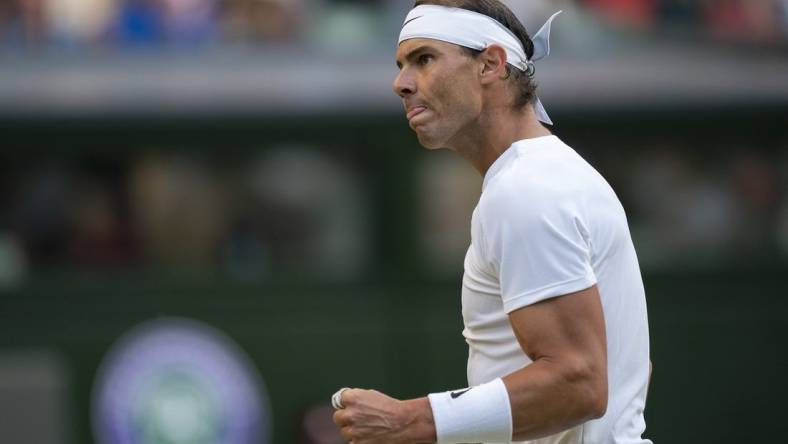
[332,1,652,443]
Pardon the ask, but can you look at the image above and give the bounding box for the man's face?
[393,38,483,150]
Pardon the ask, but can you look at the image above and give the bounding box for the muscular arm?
[504,285,608,441]
[333,285,608,444]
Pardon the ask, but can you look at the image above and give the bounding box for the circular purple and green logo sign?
[92,317,270,444]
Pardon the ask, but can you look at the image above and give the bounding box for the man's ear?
[479,44,508,85]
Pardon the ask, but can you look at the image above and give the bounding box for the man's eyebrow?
[396,45,438,69]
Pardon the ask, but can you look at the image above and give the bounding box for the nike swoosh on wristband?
[450,388,472,399]
[403,15,424,26]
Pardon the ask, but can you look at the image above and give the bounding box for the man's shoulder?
[482,142,590,205]
[478,138,619,224]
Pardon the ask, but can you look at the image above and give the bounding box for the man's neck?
[449,104,552,177]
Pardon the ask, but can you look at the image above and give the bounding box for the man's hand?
[331,389,435,444]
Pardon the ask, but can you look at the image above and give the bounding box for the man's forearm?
[503,357,608,441]
[398,356,605,444]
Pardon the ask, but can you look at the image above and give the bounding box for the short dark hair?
[413,0,537,109]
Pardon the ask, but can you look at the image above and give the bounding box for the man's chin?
[417,138,444,150]
[414,129,446,150]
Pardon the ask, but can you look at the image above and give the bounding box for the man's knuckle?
[341,426,356,440]
[344,389,357,403]
[346,410,359,424]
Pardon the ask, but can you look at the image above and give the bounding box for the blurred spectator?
[581,0,658,27]
[222,216,271,280]
[113,0,166,46]
[657,0,702,26]
[0,0,46,47]
[129,154,229,267]
[616,146,740,267]
[417,151,480,275]
[44,0,117,46]
[728,151,782,254]
[67,178,133,268]
[730,152,781,216]
[221,0,307,43]
[675,172,737,254]
[783,0,788,36]
[0,233,27,288]
[240,146,369,280]
[311,0,381,50]
[702,0,751,40]
[13,167,73,266]
[160,0,219,45]
[702,0,783,43]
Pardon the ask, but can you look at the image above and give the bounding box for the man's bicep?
[507,285,607,366]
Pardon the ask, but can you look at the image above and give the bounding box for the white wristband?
[427,378,513,444]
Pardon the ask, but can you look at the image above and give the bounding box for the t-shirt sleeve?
[481,184,597,314]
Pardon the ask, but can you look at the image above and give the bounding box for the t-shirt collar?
[482,136,556,191]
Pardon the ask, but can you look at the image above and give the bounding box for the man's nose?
[392,70,416,98]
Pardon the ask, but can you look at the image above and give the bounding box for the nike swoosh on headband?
[403,15,424,26]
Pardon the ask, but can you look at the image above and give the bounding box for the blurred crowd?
[581,0,788,43]
[0,146,370,286]
[596,143,788,270]
[0,138,786,287]
[1,0,787,50]
[0,0,310,49]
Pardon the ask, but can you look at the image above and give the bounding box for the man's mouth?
[406,106,428,121]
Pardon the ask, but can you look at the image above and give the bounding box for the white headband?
[398,5,561,125]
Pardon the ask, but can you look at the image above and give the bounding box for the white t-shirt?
[462,136,651,444]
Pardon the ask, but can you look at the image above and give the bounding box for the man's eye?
[418,54,434,65]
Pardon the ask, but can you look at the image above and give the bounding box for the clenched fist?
[331,388,436,444]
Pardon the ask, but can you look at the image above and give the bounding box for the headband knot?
[525,60,536,77]
[399,6,561,125]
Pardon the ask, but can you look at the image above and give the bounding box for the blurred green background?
[1,1,788,443]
